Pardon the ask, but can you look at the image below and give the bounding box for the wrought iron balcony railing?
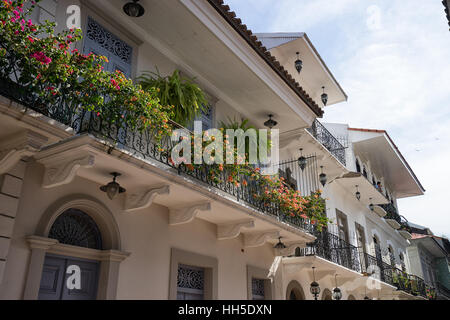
[378,203,400,222]
[296,230,362,273]
[294,229,436,299]
[377,203,412,233]
[0,52,319,235]
[307,119,346,166]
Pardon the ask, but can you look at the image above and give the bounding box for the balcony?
[297,230,361,273]
[377,204,412,239]
[294,229,435,299]
[0,50,321,238]
[307,119,346,166]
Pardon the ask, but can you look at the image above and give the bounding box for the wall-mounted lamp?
[310,267,321,300]
[264,114,277,129]
[100,172,126,200]
[355,185,361,201]
[321,86,328,106]
[295,52,303,74]
[298,148,307,171]
[332,274,342,300]
[274,237,287,250]
[123,0,145,18]
[319,166,327,187]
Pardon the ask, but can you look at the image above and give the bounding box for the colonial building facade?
[0,0,437,300]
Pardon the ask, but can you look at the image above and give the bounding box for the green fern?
[138,69,208,126]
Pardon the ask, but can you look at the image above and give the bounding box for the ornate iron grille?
[252,278,265,300]
[86,17,133,65]
[177,265,205,291]
[276,155,320,196]
[306,120,346,166]
[297,230,361,273]
[48,209,103,250]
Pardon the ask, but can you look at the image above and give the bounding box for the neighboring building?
[0,0,435,301]
[406,223,450,300]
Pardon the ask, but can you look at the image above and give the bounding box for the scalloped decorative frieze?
[40,152,95,188]
[0,130,48,175]
[124,185,170,212]
[217,220,254,240]
[169,202,211,226]
[244,231,280,248]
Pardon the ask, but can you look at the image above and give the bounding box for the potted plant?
[138,69,208,127]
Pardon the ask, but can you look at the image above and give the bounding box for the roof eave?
[206,0,323,117]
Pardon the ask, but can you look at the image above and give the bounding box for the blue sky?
[226,0,450,238]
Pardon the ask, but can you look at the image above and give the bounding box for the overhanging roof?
[411,234,448,258]
[255,32,348,107]
[207,0,323,116]
[349,128,425,199]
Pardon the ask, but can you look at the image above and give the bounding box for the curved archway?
[48,208,103,250]
[322,288,332,300]
[348,294,356,300]
[36,194,121,250]
[286,280,306,300]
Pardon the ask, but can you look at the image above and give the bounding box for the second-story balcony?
[0,39,327,247]
[377,203,413,240]
[307,120,347,166]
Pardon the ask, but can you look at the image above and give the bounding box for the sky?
[225,0,450,238]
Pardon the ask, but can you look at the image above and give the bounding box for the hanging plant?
[138,69,208,126]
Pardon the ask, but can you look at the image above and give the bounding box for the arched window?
[48,208,103,250]
[388,246,395,266]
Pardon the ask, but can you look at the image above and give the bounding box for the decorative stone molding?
[275,241,307,256]
[169,202,211,226]
[244,231,280,248]
[217,220,254,240]
[39,152,95,188]
[124,185,170,212]
[0,130,48,175]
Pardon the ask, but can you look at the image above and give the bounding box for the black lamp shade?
[321,92,328,106]
[332,287,342,300]
[298,156,307,171]
[356,191,361,201]
[100,173,126,200]
[264,115,277,129]
[123,0,145,17]
[310,281,321,295]
[319,173,327,187]
[274,237,286,249]
[295,58,303,73]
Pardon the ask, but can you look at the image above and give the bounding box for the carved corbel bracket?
[124,185,170,212]
[39,151,95,188]
[169,202,211,226]
[244,231,280,248]
[217,220,254,240]
[0,130,48,175]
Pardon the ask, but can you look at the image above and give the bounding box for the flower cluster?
[168,128,330,230]
[0,0,173,140]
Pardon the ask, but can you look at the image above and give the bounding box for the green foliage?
[0,0,173,141]
[138,69,208,126]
